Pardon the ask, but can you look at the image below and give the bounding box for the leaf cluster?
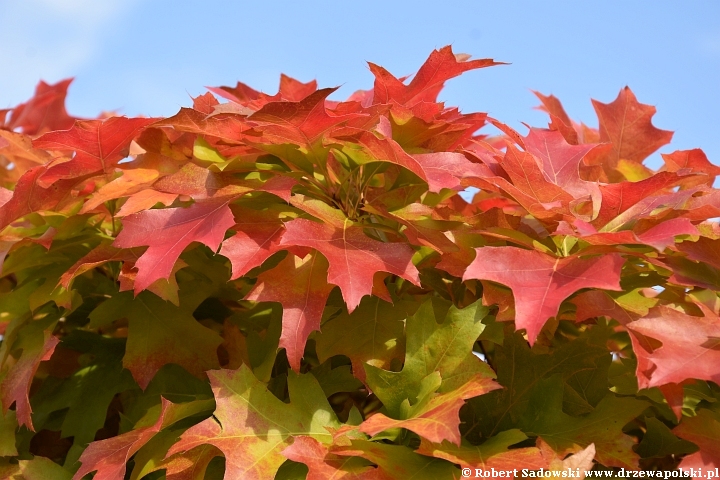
[1,46,719,479]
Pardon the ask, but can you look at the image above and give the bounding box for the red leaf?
[257,174,298,202]
[33,117,157,186]
[412,152,488,193]
[0,130,51,181]
[635,218,698,251]
[279,74,318,102]
[248,88,366,147]
[463,247,624,344]
[627,306,720,388]
[533,91,573,129]
[533,92,580,145]
[560,217,698,252]
[593,172,697,228]
[0,328,58,430]
[118,259,187,306]
[164,445,222,480]
[192,91,219,114]
[219,206,286,280]
[246,252,334,371]
[658,383,684,422]
[113,197,236,293]
[152,161,258,200]
[79,167,160,213]
[370,46,501,106]
[166,366,335,480]
[417,433,547,472]
[0,164,83,230]
[523,128,601,215]
[0,188,11,209]
[280,218,420,311]
[73,398,173,480]
[59,243,141,289]
[207,74,317,110]
[464,148,571,221]
[676,236,720,271]
[207,81,263,106]
[283,436,387,480]
[499,143,573,217]
[662,149,720,184]
[153,107,251,141]
[334,130,428,186]
[673,409,720,476]
[570,290,636,325]
[6,78,77,135]
[592,87,673,166]
[359,375,500,445]
[115,189,179,217]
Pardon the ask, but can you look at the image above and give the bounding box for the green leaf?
[520,375,649,469]
[29,331,137,466]
[636,417,696,458]
[89,291,222,389]
[0,456,72,480]
[315,294,416,382]
[120,363,214,431]
[332,440,460,479]
[231,302,283,383]
[0,409,18,456]
[365,298,494,417]
[463,325,613,441]
[310,361,363,397]
[194,137,227,164]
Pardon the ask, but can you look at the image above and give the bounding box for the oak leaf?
[364,299,496,416]
[0,316,59,430]
[113,197,236,293]
[73,398,179,480]
[33,117,157,186]
[592,87,673,167]
[369,46,501,106]
[282,436,386,480]
[520,376,648,469]
[416,429,547,473]
[662,148,720,184]
[6,78,77,135]
[673,409,720,477]
[314,295,413,383]
[166,366,339,480]
[0,165,82,231]
[626,305,720,388]
[523,128,601,217]
[359,373,500,445]
[463,246,624,344]
[152,107,250,142]
[332,440,460,478]
[89,291,222,389]
[246,252,335,372]
[219,206,286,280]
[79,168,160,213]
[0,130,50,181]
[281,218,420,311]
[248,88,366,147]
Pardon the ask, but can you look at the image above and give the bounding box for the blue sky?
[1,1,718,169]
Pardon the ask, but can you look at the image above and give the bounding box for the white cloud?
[0,0,138,108]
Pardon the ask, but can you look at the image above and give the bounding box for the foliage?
[1,46,719,479]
